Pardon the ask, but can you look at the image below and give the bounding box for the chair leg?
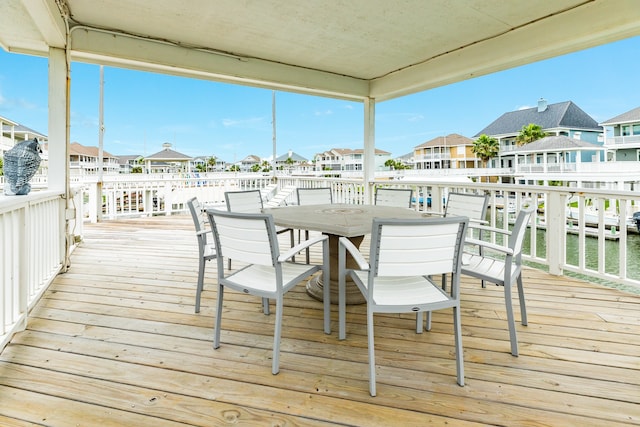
[415,312,423,333]
[517,274,528,326]
[262,297,270,315]
[322,239,331,335]
[453,305,465,386]
[338,245,347,340]
[272,296,284,375]
[367,308,377,397]
[227,258,231,271]
[305,230,310,264]
[195,257,206,313]
[441,273,447,290]
[289,229,296,263]
[213,284,224,349]
[503,282,519,356]
[425,311,432,331]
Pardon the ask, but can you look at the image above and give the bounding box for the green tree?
[207,156,217,171]
[0,157,3,176]
[250,164,261,172]
[516,123,547,146]
[195,164,207,172]
[384,159,396,170]
[472,134,499,182]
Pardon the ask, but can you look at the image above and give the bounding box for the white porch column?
[363,97,375,204]
[48,47,70,270]
[48,47,69,193]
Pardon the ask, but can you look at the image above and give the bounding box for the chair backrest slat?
[208,210,276,266]
[445,192,488,221]
[225,189,263,213]
[375,188,412,208]
[297,187,333,205]
[371,217,467,277]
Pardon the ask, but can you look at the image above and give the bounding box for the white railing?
[2,173,639,353]
[0,189,84,349]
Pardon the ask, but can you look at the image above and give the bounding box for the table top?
[263,203,424,237]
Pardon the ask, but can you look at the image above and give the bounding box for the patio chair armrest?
[464,238,514,256]
[468,224,512,236]
[338,236,369,270]
[278,234,328,262]
[196,229,212,236]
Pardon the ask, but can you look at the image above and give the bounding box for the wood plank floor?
[1,214,639,426]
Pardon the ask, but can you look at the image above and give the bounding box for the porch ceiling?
[2,1,640,101]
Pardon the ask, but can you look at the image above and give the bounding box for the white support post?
[363,98,375,204]
[547,191,567,275]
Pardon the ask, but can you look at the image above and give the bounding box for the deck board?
[1,214,639,426]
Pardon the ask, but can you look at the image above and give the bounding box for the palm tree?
[516,123,547,146]
[207,156,217,172]
[472,134,499,182]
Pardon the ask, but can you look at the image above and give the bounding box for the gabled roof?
[316,148,391,157]
[509,135,603,154]
[414,133,473,149]
[275,151,307,162]
[145,146,192,161]
[475,101,601,137]
[240,154,261,163]
[70,142,116,158]
[2,123,47,139]
[600,106,640,125]
[116,154,143,165]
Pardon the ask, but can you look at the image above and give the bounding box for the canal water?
[494,214,640,284]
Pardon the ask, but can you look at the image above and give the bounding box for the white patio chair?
[374,187,413,208]
[461,204,536,356]
[206,209,330,375]
[296,187,333,263]
[338,216,468,396]
[187,197,217,313]
[225,189,296,263]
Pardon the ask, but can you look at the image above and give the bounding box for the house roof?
[415,133,474,149]
[317,148,391,157]
[2,2,638,102]
[509,135,604,154]
[115,154,143,165]
[475,101,601,137]
[600,106,640,125]
[145,146,192,161]
[240,155,261,163]
[70,142,116,158]
[2,123,47,140]
[275,151,307,162]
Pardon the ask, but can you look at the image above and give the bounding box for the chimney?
[288,148,292,158]
[537,98,547,112]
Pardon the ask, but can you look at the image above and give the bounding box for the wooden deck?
[1,214,639,426]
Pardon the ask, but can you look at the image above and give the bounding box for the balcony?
[0,214,638,425]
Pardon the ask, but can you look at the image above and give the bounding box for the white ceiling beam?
[69,27,370,101]
[371,0,640,101]
[21,0,66,48]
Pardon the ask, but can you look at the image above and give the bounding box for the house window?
[633,124,640,135]
[573,132,581,140]
[637,150,640,162]
[622,125,631,136]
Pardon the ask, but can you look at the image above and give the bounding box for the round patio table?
[263,203,424,304]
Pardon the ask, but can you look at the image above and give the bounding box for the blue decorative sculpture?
[4,138,42,195]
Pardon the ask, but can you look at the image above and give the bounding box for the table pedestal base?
[305,234,366,305]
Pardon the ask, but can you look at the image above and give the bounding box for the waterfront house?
[314,148,391,172]
[412,133,480,170]
[238,154,262,172]
[274,149,308,171]
[69,142,120,176]
[600,106,640,161]
[144,143,193,173]
[116,154,144,173]
[476,99,603,171]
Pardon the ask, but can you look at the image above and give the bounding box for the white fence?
[0,189,84,349]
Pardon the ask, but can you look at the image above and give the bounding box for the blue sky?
[1,35,638,162]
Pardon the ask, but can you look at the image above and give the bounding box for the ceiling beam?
[69,26,370,101]
[371,0,640,101]
[21,0,66,48]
